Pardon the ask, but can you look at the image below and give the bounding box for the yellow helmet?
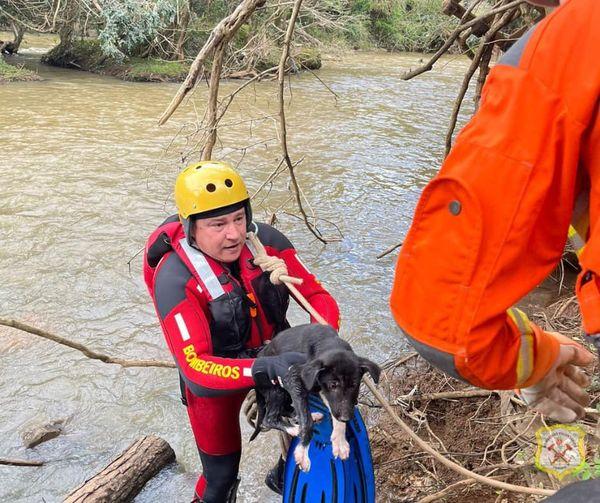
[175,160,250,219]
[174,161,253,244]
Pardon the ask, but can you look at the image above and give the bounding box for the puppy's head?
[301,350,380,422]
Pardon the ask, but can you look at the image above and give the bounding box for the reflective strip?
[179,239,225,299]
[507,307,534,386]
[175,313,191,342]
[568,225,586,256]
[246,240,257,257]
[569,191,589,256]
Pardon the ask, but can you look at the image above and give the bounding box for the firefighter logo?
[535,424,586,480]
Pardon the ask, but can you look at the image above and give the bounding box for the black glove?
[252,352,307,387]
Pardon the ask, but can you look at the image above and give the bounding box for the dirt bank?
[0,57,41,83]
[366,258,600,502]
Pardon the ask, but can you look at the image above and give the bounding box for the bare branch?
[0,318,175,369]
[277,0,328,243]
[402,0,525,81]
[201,42,226,160]
[158,0,267,125]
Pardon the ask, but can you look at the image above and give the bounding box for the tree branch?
[0,318,175,369]
[277,0,328,243]
[158,0,266,125]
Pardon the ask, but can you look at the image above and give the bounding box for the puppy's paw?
[294,444,311,472]
[331,435,350,460]
[285,425,300,437]
[311,412,324,423]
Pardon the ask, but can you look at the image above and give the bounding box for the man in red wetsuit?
[143,161,340,502]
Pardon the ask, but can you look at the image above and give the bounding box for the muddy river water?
[0,47,470,502]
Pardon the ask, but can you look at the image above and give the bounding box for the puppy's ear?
[359,357,381,384]
[301,359,324,390]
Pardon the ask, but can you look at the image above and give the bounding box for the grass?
[0,57,40,83]
[125,58,189,82]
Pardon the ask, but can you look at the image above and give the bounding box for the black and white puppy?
[251,323,380,471]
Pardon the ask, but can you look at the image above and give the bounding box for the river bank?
[368,257,600,501]
[0,57,41,83]
[40,39,322,82]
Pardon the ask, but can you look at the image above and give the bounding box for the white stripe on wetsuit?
[179,238,225,299]
[174,313,191,341]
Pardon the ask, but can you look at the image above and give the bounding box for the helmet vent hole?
[206,183,216,192]
[224,178,233,188]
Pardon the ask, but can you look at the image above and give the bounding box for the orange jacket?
[390,0,600,390]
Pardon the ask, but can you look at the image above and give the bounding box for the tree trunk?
[64,436,176,503]
[175,0,192,61]
[12,22,24,53]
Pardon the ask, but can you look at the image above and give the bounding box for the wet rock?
[21,419,65,448]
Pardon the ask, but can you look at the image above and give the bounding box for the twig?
[0,458,44,467]
[381,352,418,371]
[0,318,176,369]
[402,0,524,80]
[277,0,326,243]
[301,64,339,101]
[444,6,519,155]
[396,389,494,403]
[473,44,494,112]
[377,241,403,259]
[417,477,480,503]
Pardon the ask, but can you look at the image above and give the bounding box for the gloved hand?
[518,332,594,423]
[252,352,307,387]
[253,254,288,285]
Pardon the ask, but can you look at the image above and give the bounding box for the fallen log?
[64,436,175,503]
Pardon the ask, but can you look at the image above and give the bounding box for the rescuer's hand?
[252,352,307,387]
[253,254,288,285]
[518,332,594,423]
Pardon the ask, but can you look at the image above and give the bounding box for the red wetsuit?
[144,216,339,501]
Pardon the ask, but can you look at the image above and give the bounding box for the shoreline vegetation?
[1,0,457,83]
[0,57,41,82]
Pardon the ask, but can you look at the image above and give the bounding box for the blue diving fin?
[283,395,375,503]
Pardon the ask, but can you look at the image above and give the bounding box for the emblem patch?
[535,424,586,480]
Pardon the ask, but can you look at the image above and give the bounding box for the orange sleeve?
[391,0,600,389]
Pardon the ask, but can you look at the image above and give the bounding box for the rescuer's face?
[193,208,247,263]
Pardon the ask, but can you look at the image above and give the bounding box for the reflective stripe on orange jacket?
[390,0,600,390]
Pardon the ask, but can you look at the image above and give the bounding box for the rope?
[245,232,555,497]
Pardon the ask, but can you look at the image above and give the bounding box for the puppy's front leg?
[283,367,313,472]
[330,417,350,460]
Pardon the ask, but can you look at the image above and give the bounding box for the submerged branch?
[0,318,175,369]
[0,457,44,467]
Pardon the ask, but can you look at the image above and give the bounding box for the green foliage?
[42,39,112,69]
[576,456,600,481]
[365,0,456,52]
[126,57,189,80]
[98,0,177,61]
[0,57,40,82]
